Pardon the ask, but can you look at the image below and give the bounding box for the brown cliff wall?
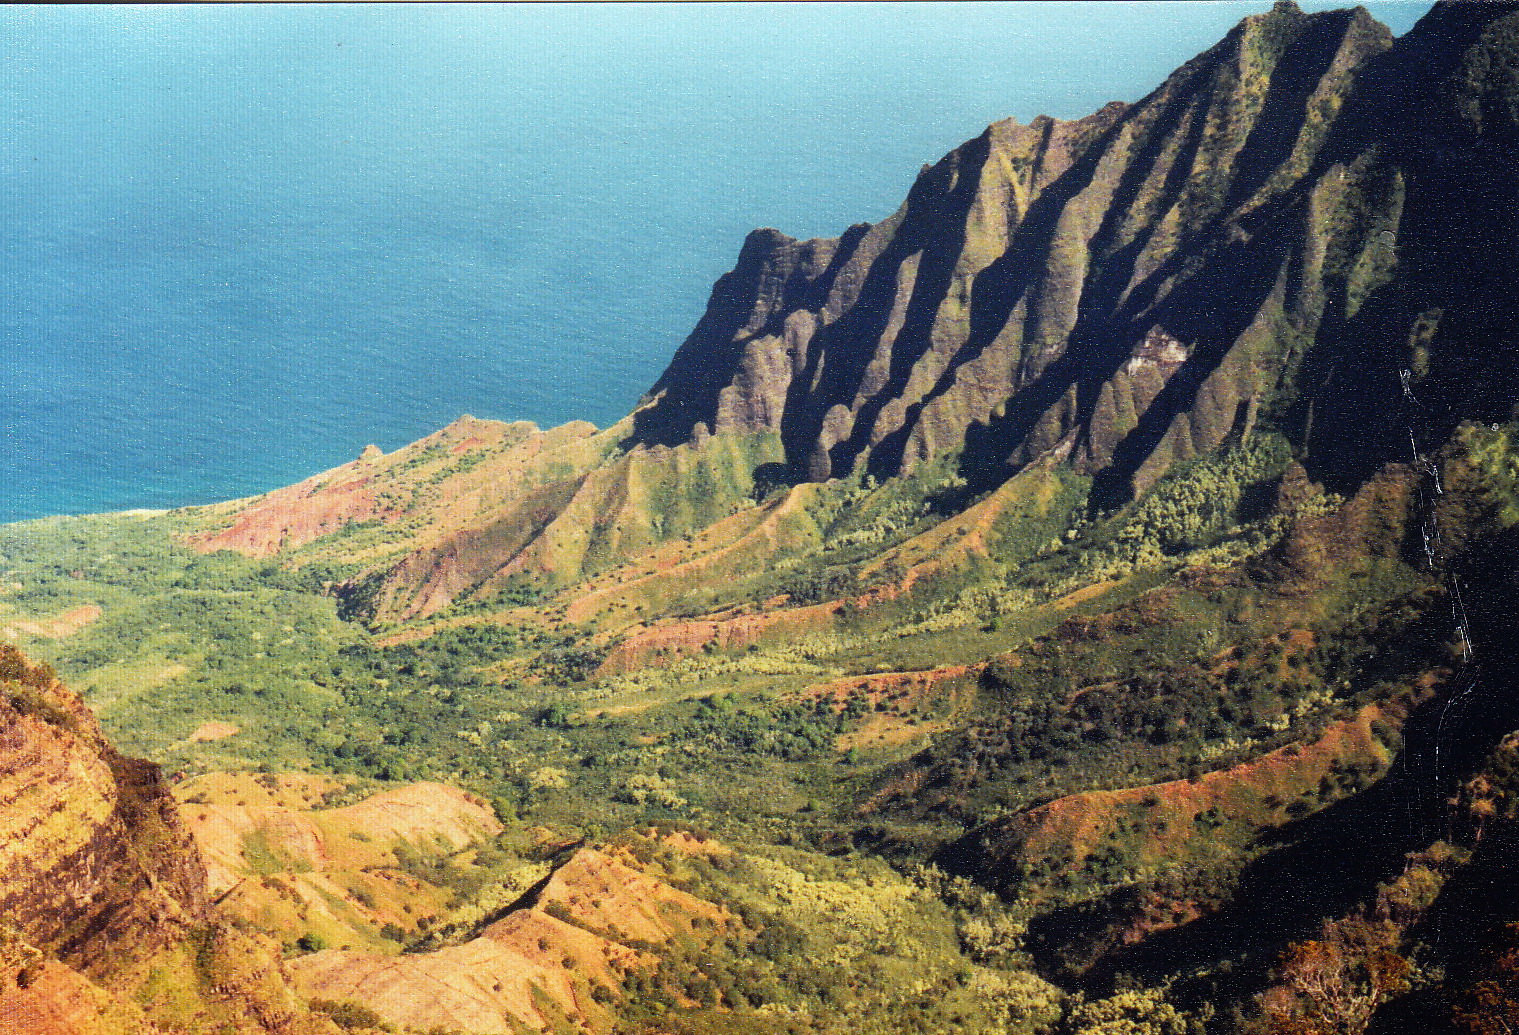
[0,645,206,979]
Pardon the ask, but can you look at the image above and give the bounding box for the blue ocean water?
[1,2,1432,523]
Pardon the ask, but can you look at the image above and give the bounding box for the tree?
[1264,934,1409,1035]
[1453,924,1519,1035]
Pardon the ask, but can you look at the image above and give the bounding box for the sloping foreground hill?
[2,642,1085,1035]
[0,644,338,1035]
[284,846,730,1035]
[173,772,505,956]
[0,644,728,1035]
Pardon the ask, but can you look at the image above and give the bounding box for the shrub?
[310,998,388,1031]
[295,932,327,953]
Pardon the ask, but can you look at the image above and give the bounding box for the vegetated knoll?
[593,455,1078,676]
[192,415,602,561]
[570,459,1065,676]
[190,414,613,615]
[174,772,504,954]
[286,843,733,1035]
[189,412,797,627]
[362,428,787,624]
[802,664,983,753]
[0,645,336,1035]
[965,696,1416,906]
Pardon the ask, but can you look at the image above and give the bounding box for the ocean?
[0,2,1432,523]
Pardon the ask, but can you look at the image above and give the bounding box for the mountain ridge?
[630,0,1400,500]
[184,0,1519,630]
[14,7,1519,1034]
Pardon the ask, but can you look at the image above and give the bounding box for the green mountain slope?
[9,4,1519,1035]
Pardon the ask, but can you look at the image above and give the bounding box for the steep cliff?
[632,1,1519,505]
[0,645,206,976]
[0,646,337,1035]
[188,3,1519,628]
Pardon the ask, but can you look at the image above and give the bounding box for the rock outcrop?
[0,645,206,977]
[0,646,339,1034]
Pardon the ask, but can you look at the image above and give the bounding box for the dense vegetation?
[5,415,1516,1035]
[14,3,1519,1030]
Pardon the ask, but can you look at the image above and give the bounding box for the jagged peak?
[189,3,1519,622]
[626,0,1403,495]
[738,224,799,255]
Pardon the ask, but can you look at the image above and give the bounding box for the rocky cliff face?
[1282,1,1519,486]
[0,646,343,1035]
[0,645,206,977]
[190,2,1519,629]
[632,1,1519,502]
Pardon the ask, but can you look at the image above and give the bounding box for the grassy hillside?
[5,414,1516,1033]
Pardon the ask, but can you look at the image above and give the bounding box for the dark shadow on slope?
[1073,46,1226,328]
[1026,529,1519,1001]
[819,133,990,479]
[1086,227,1299,509]
[628,223,871,452]
[1391,527,1519,979]
[1273,2,1519,489]
[942,50,1362,503]
[628,229,804,450]
[775,223,910,477]
[1400,825,1519,1001]
[1222,11,1370,212]
[1289,153,1519,494]
[769,148,988,480]
[1033,767,1434,996]
[867,49,1219,487]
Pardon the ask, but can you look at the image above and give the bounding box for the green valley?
[8,3,1519,1034]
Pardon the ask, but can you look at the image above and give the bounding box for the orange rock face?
[188,414,605,588]
[0,647,207,978]
[596,600,841,676]
[195,471,388,557]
